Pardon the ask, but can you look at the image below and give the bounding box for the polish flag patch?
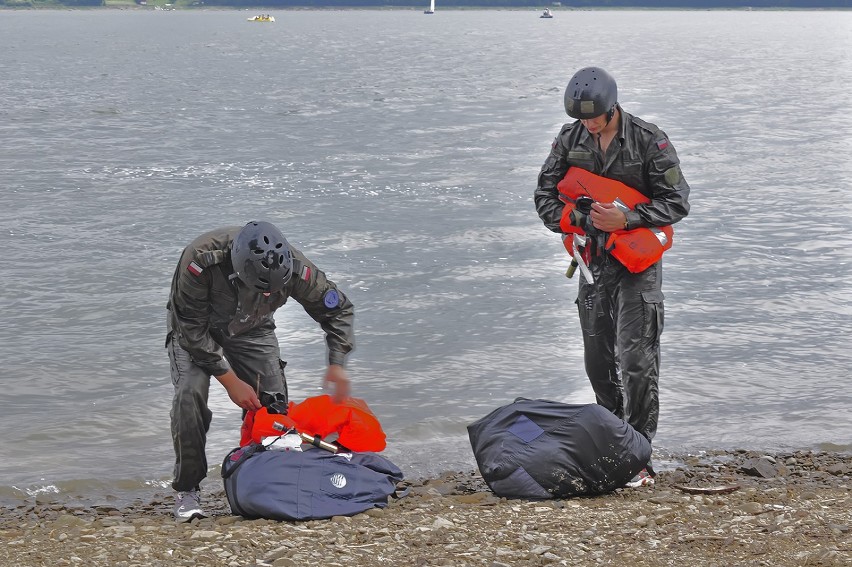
[300,265,312,281]
[656,139,669,150]
[187,261,203,276]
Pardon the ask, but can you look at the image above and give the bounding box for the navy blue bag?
[221,444,404,520]
[467,399,652,499]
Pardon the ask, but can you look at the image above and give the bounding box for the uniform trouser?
[576,254,664,449]
[167,322,288,492]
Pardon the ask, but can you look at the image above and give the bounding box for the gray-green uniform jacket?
[534,106,690,234]
[166,226,354,377]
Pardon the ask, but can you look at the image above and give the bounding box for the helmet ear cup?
[564,67,618,120]
[232,221,293,292]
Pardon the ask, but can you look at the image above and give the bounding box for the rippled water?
[0,8,850,506]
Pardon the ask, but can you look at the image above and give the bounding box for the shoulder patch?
[656,139,669,150]
[187,261,204,276]
[299,263,312,281]
[323,289,340,309]
[664,166,682,186]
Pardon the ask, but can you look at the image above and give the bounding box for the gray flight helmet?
[564,67,618,121]
[231,221,293,292]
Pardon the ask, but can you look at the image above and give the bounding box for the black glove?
[260,392,289,415]
[571,196,595,228]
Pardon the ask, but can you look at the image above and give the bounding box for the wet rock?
[825,463,848,475]
[741,457,778,478]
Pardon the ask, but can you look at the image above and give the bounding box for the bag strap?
[221,443,265,480]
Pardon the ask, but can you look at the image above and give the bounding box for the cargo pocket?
[166,332,186,387]
[576,285,605,336]
[641,290,665,348]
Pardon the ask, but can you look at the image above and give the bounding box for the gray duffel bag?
[468,398,652,499]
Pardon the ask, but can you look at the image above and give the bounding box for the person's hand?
[215,370,262,411]
[323,364,351,403]
[590,201,628,233]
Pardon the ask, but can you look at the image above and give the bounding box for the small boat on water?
[540,8,553,18]
[424,0,435,14]
[248,15,275,22]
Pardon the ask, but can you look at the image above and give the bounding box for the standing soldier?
[534,67,690,487]
[166,221,354,520]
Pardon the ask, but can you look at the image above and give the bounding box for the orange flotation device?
[240,395,387,453]
[557,167,674,273]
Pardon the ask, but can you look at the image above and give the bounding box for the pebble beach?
[1,449,850,567]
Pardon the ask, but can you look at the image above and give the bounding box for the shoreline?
[3,5,849,10]
[2,448,849,566]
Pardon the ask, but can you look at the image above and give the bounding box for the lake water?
[1,8,850,507]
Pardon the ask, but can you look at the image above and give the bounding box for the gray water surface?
[1,9,850,505]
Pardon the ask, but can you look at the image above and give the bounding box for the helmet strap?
[604,105,617,126]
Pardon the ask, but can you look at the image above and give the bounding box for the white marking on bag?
[330,473,347,489]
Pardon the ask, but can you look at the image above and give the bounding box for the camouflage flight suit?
[166,226,354,491]
[534,106,690,453]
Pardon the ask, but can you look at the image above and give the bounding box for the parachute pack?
[468,399,651,498]
[223,395,402,521]
[221,443,404,521]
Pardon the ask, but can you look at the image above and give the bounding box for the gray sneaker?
[173,489,206,522]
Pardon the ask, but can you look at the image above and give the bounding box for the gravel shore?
[2,449,849,567]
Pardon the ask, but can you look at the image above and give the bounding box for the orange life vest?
[557,167,674,273]
[240,394,387,453]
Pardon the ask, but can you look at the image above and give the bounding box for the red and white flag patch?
[300,264,312,281]
[187,261,203,276]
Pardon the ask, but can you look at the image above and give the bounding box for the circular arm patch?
[323,289,340,309]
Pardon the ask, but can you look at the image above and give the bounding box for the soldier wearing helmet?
[166,221,354,521]
[534,67,691,487]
